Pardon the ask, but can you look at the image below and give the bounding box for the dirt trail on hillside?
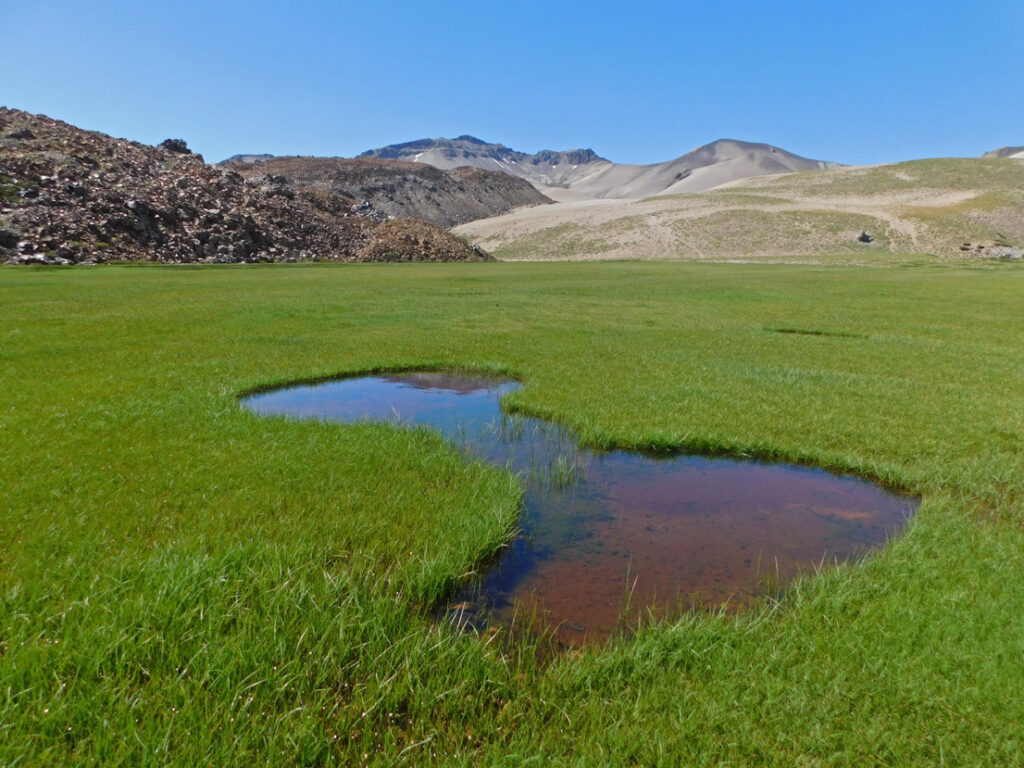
[456,183,984,262]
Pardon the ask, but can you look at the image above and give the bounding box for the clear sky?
[4,0,1022,165]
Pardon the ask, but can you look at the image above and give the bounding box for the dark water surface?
[242,372,916,644]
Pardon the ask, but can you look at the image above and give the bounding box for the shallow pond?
[243,372,916,644]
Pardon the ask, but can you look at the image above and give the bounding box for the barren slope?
[222,155,552,228]
[571,139,831,198]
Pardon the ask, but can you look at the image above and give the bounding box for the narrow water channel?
[242,371,915,644]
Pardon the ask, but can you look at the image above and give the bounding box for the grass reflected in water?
[243,371,916,645]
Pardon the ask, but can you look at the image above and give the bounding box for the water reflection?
[243,372,916,644]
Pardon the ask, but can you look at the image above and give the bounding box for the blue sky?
[4,1,1022,165]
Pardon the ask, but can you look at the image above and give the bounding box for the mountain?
[220,153,275,164]
[359,136,833,199]
[358,135,611,190]
[0,109,488,265]
[570,139,833,198]
[219,155,552,229]
[983,146,1024,159]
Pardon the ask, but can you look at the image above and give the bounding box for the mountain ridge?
[359,135,611,190]
[358,136,833,198]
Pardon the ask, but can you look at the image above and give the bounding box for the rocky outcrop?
[0,108,488,265]
[220,155,552,229]
[358,218,492,262]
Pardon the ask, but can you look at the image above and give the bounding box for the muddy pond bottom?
[243,372,916,645]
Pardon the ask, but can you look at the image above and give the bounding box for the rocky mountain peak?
[358,136,612,189]
[531,148,602,166]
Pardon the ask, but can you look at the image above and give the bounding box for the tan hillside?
[454,158,1024,263]
[569,139,830,198]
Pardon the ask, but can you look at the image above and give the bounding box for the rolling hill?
[455,157,1024,263]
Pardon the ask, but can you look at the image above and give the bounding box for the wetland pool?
[242,371,916,644]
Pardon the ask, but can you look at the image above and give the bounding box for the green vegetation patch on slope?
[671,208,905,259]
[2,261,1024,765]
[775,157,1024,197]
[901,190,1024,251]
[491,222,617,261]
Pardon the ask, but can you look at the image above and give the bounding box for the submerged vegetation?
[2,261,1024,764]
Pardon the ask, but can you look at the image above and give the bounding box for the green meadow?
[2,261,1023,765]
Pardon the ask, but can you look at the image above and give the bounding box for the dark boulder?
[159,138,191,154]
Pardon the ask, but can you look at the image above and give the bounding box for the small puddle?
[242,372,916,645]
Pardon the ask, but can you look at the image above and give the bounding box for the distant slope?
[221,155,552,228]
[983,146,1024,159]
[455,158,1024,264]
[359,135,612,189]
[220,153,275,165]
[571,139,832,198]
[360,136,833,199]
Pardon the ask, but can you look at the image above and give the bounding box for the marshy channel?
[242,371,916,646]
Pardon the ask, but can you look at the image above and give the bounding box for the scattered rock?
[16,251,71,265]
[350,199,388,223]
[248,173,294,199]
[986,245,1023,260]
[356,218,490,262]
[958,240,1023,260]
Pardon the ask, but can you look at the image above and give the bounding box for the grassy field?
[2,261,1023,765]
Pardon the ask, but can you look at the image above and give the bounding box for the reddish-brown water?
[243,372,916,645]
